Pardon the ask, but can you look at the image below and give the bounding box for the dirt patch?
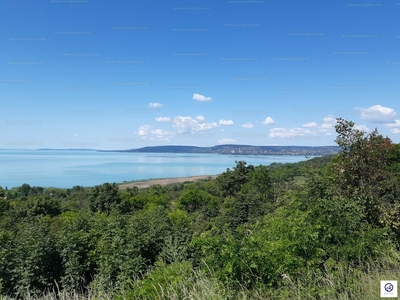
[118,175,218,190]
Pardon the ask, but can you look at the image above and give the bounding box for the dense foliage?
[1,118,400,299]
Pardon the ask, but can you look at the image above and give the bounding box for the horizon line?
[0,144,340,151]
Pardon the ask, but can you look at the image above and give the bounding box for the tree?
[328,118,397,226]
[0,199,9,217]
[3,217,62,296]
[18,183,31,197]
[89,213,143,291]
[159,209,192,264]
[88,183,120,215]
[215,161,254,197]
[53,212,94,291]
[8,195,62,221]
[247,165,273,198]
[178,188,208,213]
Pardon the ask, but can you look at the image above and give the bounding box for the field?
[118,175,218,190]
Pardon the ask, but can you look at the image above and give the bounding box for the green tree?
[159,209,192,264]
[53,211,94,291]
[89,213,143,291]
[18,183,31,197]
[0,199,9,217]
[8,195,61,221]
[88,183,120,215]
[126,205,169,265]
[215,161,254,198]
[89,205,169,290]
[4,217,62,296]
[177,188,215,213]
[328,118,398,226]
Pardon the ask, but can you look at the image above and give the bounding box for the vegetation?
[1,118,399,299]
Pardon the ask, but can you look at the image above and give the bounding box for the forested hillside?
[1,118,400,299]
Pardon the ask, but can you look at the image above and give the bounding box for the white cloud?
[385,119,400,128]
[193,93,212,101]
[358,105,397,123]
[218,138,237,144]
[151,129,174,136]
[391,128,400,134]
[149,114,220,139]
[149,102,162,108]
[171,116,217,133]
[269,127,311,139]
[139,125,151,131]
[241,122,254,129]
[135,125,151,137]
[323,116,336,124]
[196,115,205,122]
[303,122,318,128]
[321,123,334,130]
[155,116,171,122]
[262,117,275,125]
[263,116,346,141]
[319,116,337,131]
[150,129,175,141]
[172,116,197,130]
[219,119,234,126]
[198,122,218,131]
[73,133,78,136]
[354,124,370,132]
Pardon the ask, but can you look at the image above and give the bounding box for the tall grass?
[266,267,400,300]
[2,261,400,299]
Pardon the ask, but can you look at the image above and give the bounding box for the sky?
[0,0,399,150]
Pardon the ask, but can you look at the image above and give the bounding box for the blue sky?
[1,0,399,150]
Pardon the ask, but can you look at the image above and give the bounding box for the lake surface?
[0,149,316,189]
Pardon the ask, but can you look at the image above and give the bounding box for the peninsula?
[102,144,340,156]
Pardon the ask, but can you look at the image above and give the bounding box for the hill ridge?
[102,144,340,156]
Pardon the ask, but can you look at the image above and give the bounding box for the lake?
[0,149,316,189]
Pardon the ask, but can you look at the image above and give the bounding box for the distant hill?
[103,144,340,156]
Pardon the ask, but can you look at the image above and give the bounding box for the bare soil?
[118,175,218,190]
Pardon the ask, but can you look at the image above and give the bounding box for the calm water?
[0,150,315,189]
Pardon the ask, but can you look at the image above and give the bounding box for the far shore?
[118,175,218,190]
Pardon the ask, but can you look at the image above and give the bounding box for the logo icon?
[385,283,394,293]
[381,280,397,298]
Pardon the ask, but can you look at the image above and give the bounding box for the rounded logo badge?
[384,283,394,293]
[381,280,397,298]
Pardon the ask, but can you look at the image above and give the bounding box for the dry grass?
[118,175,218,190]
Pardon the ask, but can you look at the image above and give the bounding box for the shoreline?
[118,175,218,190]
[4,175,219,190]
